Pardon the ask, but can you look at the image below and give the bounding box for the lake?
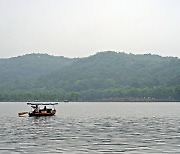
[0,102,180,153]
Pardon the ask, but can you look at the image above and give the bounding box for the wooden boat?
[64,100,69,103]
[27,102,58,117]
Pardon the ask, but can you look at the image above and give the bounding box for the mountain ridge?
[0,51,180,101]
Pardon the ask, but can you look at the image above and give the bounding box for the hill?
[0,53,76,91]
[0,51,180,101]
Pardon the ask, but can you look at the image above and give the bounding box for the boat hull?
[28,110,56,117]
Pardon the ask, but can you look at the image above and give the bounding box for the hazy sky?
[0,0,180,58]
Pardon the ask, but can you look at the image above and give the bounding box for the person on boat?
[33,105,39,113]
[44,106,47,110]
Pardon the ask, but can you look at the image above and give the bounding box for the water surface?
[0,102,180,153]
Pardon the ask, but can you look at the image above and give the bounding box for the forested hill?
[0,51,180,101]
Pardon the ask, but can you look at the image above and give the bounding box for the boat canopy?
[27,103,58,106]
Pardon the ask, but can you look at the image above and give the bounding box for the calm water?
[0,102,180,153]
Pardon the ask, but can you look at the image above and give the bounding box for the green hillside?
[0,53,76,91]
[0,51,180,101]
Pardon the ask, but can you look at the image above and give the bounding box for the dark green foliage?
[0,51,179,101]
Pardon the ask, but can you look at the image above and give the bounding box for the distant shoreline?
[0,100,179,103]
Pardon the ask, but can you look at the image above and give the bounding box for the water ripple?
[1,102,180,153]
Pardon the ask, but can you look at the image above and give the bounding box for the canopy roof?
[27,103,58,106]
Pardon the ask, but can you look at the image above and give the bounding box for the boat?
[26,102,58,117]
[64,100,69,103]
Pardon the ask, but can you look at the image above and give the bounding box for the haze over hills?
[0,51,180,101]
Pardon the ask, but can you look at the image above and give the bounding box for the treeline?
[81,86,180,101]
[0,91,79,102]
[0,85,179,102]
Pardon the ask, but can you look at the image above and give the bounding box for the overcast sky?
[0,0,180,58]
